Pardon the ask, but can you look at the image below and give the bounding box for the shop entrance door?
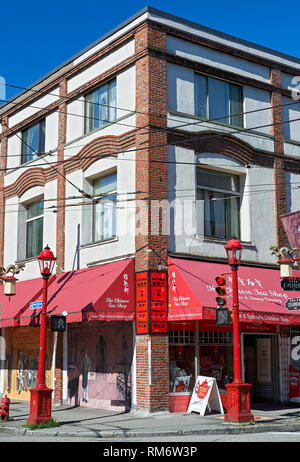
[243,334,279,402]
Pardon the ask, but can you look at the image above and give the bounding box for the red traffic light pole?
[27,246,56,425]
[224,237,254,423]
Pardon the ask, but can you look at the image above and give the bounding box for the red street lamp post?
[224,237,254,423]
[27,245,56,425]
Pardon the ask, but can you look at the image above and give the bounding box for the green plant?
[22,419,60,430]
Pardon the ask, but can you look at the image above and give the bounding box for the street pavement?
[0,400,300,439]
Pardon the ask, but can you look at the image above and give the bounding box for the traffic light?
[216,307,229,325]
[215,275,226,306]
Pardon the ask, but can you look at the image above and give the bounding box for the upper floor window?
[197,168,240,239]
[21,119,45,164]
[84,79,116,134]
[26,199,44,259]
[92,172,117,242]
[195,74,243,127]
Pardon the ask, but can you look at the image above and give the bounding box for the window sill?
[284,138,300,146]
[64,112,135,149]
[80,236,118,249]
[195,235,255,249]
[167,110,274,139]
[15,256,38,265]
[5,152,52,175]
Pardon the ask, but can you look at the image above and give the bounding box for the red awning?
[168,257,300,325]
[4,259,134,327]
[0,276,55,327]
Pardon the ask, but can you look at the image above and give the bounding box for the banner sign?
[286,298,300,311]
[150,272,168,333]
[136,272,149,334]
[135,271,168,334]
[187,376,224,416]
[281,211,300,257]
[281,278,300,291]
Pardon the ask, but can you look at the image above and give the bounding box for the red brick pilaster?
[271,69,287,248]
[56,79,67,275]
[53,80,67,404]
[134,23,169,412]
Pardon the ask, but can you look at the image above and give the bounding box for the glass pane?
[27,200,44,219]
[22,123,40,162]
[85,92,95,133]
[208,77,229,124]
[102,194,116,239]
[108,80,117,122]
[169,345,195,393]
[229,84,243,127]
[26,217,43,258]
[226,196,240,238]
[194,74,207,118]
[204,190,226,238]
[39,119,46,152]
[93,173,117,196]
[93,202,102,241]
[95,84,108,128]
[93,194,116,241]
[197,169,239,193]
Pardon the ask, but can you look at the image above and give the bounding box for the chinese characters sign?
[135,271,168,334]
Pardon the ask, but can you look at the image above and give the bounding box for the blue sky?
[1,0,299,101]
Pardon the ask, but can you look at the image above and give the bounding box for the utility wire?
[1,79,300,133]
[1,119,97,202]
[2,112,300,175]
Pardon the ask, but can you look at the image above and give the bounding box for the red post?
[37,278,48,388]
[231,267,242,383]
[225,265,253,423]
[27,275,53,425]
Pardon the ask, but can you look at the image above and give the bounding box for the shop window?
[199,330,233,345]
[194,73,243,127]
[169,329,233,395]
[21,119,45,164]
[92,172,117,242]
[169,330,195,393]
[26,199,44,259]
[169,345,195,393]
[197,168,240,239]
[84,79,116,134]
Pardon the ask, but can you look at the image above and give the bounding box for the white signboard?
[187,376,224,416]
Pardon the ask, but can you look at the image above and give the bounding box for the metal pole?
[231,266,242,383]
[37,277,48,388]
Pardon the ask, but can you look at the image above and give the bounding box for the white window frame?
[196,167,241,240]
[92,172,117,243]
[194,73,243,128]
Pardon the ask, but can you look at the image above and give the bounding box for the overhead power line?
[2,112,300,175]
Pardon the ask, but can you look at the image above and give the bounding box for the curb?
[0,420,300,439]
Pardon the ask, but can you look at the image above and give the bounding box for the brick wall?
[270,69,288,248]
[134,23,170,412]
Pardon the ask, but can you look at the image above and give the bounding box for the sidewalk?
[0,400,300,439]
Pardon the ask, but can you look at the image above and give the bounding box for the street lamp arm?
[270,245,300,260]
[0,263,25,278]
[4,263,25,276]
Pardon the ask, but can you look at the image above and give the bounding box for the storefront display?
[169,323,233,397]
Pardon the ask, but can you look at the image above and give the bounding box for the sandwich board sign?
[187,376,224,416]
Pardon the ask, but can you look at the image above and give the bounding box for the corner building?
[1,7,300,413]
